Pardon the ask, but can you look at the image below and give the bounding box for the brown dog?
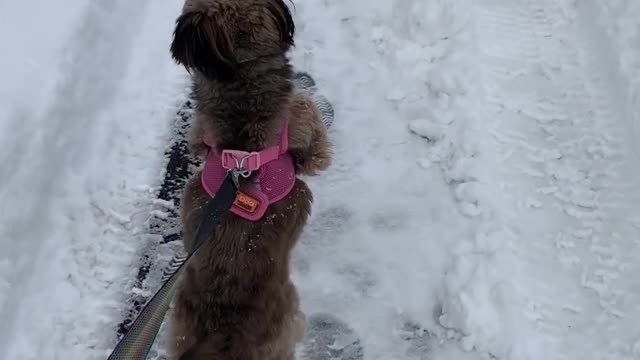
[166,0,332,359]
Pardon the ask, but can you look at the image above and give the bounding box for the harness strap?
[107,121,288,359]
[106,175,238,360]
[207,121,289,174]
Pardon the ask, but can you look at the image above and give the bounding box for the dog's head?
[170,0,295,80]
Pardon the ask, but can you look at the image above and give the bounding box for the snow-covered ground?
[0,1,187,358]
[2,0,640,359]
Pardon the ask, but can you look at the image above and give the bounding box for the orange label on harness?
[234,192,260,213]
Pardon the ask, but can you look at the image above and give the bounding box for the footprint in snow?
[400,321,438,360]
[300,312,364,360]
[294,71,335,129]
[306,204,354,242]
[337,263,377,296]
[368,210,408,233]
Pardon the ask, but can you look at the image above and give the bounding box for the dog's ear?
[170,11,236,80]
[267,0,295,46]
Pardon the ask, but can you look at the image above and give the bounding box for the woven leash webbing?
[106,175,237,360]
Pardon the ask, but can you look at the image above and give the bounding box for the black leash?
[107,174,237,360]
[187,174,238,254]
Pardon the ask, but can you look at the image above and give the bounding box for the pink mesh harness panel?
[201,121,296,221]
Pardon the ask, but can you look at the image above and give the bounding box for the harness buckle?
[222,150,261,172]
[222,150,261,188]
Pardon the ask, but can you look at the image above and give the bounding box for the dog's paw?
[296,149,332,176]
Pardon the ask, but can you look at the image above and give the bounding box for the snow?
[0,1,187,359]
[2,0,640,359]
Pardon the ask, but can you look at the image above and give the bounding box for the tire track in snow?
[114,97,199,345]
[472,0,640,358]
[0,1,153,358]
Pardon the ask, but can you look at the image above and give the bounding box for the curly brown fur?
[167,1,331,359]
[170,0,295,81]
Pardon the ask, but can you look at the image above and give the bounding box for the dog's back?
[170,174,311,360]
[166,1,331,359]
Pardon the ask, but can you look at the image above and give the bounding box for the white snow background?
[2,0,640,359]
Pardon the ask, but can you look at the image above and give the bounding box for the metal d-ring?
[229,155,254,188]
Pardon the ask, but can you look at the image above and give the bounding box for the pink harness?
[201,121,296,221]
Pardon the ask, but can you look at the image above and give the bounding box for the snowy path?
[1,0,640,359]
[292,0,640,359]
[467,0,640,358]
[0,1,187,359]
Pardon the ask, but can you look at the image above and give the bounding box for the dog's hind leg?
[288,92,333,176]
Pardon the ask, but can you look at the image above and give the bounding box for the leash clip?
[234,156,255,177]
[230,170,241,188]
[221,150,265,188]
[228,155,256,188]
